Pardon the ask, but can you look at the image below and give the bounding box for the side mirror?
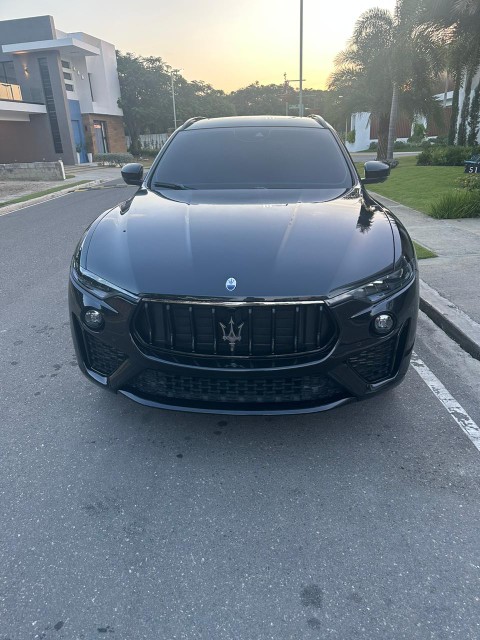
[121,163,144,186]
[362,161,390,185]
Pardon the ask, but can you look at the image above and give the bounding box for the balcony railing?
[0,82,22,101]
[0,83,44,104]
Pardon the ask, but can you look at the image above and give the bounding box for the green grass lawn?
[355,156,464,214]
[413,240,437,259]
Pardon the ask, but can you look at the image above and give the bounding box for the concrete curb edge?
[419,280,480,361]
[0,178,108,216]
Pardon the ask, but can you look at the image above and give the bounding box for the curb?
[0,178,109,216]
[420,280,480,361]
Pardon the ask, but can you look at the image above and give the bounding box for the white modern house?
[0,15,126,164]
[345,90,462,153]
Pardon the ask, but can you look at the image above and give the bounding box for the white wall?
[67,32,123,117]
[456,66,480,144]
[345,112,371,153]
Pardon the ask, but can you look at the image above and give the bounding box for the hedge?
[429,190,480,218]
[93,153,134,166]
[417,145,480,166]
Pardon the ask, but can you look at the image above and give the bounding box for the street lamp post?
[299,0,303,117]
[170,68,183,129]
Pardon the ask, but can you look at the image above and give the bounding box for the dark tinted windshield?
[152,126,353,190]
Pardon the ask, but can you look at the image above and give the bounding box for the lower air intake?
[348,337,397,383]
[129,370,345,405]
[84,332,127,376]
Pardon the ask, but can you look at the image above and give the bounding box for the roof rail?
[308,114,331,129]
[181,116,207,130]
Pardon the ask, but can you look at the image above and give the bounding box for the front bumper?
[68,275,419,415]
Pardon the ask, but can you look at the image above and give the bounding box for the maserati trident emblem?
[226,277,237,292]
[219,317,244,353]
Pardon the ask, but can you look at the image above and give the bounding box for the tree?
[116,52,235,150]
[422,0,480,144]
[330,0,443,161]
[116,52,172,152]
[229,82,293,116]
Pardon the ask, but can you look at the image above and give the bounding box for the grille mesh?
[84,332,127,376]
[129,370,345,405]
[348,337,397,383]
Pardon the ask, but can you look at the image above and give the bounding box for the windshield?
[151,126,354,190]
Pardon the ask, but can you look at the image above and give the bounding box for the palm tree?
[422,0,480,144]
[330,0,444,161]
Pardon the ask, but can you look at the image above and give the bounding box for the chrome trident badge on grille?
[219,317,244,353]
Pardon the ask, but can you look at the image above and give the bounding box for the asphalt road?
[1,182,479,640]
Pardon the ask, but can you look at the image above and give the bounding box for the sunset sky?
[1,0,396,91]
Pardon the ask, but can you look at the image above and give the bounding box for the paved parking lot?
[1,184,479,639]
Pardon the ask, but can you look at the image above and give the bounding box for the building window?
[88,73,95,101]
[63,72,72,80]
[0,61,17,84]
[61,60,71,69]
[38,57,63,154]
[65,83,74,92]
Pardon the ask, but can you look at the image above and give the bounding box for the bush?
[430,190,480,218]
[93,152,134,166]
[138,147,161,158]
[346,129,356,144]
[417,148,433,165]
[408,123,426,144]
[369,141,378,150]
[417,145,479,166]
[456,174,480,191]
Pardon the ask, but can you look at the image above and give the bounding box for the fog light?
[373,313,394,335]
[84,309,104,330]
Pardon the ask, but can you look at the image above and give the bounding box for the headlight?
[71,249,138,301]
[330,256,415,304]
[71,262,115,294]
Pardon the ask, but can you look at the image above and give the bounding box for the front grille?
[128,370,345,405]
[134,301,336,358]
[348,337,397,383]
[84,332,127,376]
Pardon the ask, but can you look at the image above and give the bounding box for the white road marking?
[411,352,480,453]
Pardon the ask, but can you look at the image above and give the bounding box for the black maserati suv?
[69,115,418,414]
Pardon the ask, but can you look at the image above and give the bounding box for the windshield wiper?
[153,181,193,190]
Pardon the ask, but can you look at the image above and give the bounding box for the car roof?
[185,115,326,130]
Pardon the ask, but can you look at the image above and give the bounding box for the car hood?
[84,187,395,298]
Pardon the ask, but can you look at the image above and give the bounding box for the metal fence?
[125,133,169,151]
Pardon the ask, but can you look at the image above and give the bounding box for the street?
[1,183,480,640]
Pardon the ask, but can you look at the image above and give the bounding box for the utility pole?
[170,68,183,129]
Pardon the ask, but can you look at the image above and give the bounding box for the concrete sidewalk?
[0,166,124,213]
[372,192,480,359]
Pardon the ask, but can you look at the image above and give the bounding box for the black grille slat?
[271,307,276,354]
[211,308,217,355]
[135,301,336,358]
[189,306,196,352]
[348,338,397,383]
[129,370,345,405]
[144,302,153,344]
[248,308,253,356]
[165,304,174,349]
[294,306,300,352]
[316,304,323,349]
